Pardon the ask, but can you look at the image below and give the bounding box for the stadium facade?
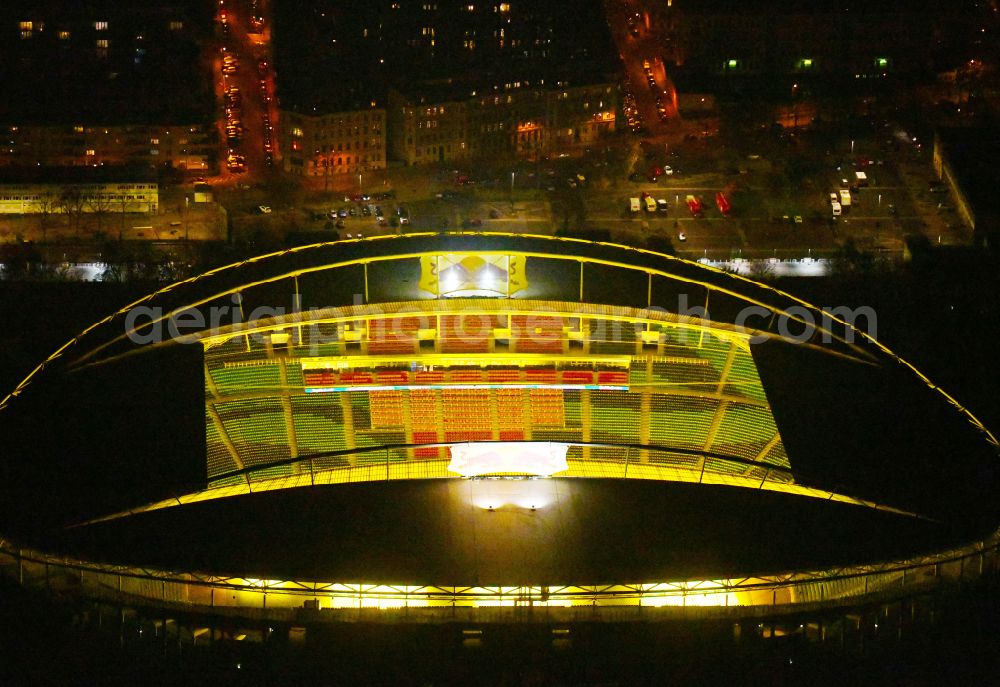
[0,233,998,650]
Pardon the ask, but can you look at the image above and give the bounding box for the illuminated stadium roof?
[1,233,998,616]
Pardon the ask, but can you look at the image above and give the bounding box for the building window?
[58,30,70,40]
[94,21,108,31]
[96,39,109,48]
[169,21,183,31]
[291,127,304,137]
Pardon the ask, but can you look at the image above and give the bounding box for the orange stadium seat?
[439,315,493,353]
[529,388,565,426]
[525,369,558,384]
[487,369,520,383]
[415,370,445,385]
[597,371,628,386]
[510,315,563,353]
[370,391,405,427]
[562,370,594,385]
[412,430,440,458]
[303,370,336,387]
[367,317,421,355]
[451,370,486,383]
[376,370,410,385]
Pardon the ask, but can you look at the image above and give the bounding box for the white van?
[855,170,869,187]
[629,197,641,213]
[831,200,842,217]
[838,189,852,207]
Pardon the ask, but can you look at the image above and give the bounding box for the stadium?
[0,233,998,668]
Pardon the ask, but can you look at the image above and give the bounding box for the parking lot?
[213,105,975,261]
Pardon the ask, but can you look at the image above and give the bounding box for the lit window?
[150,138,159,145]
[85,149,95,156]
[169,21,183,31]
[291,127,304,137]
[727,59,738,69]
[876,57,889,68]
[59,30,70,40]
[96,38,109,48]
[19,21,32,31]
[94,21,108,31]
[801,58,813,68]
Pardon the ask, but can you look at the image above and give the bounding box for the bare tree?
[86,191,115,238]
[58,188,87,238]
[116,194,131,241]
[32,191,59,243]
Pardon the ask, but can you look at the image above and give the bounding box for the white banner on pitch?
[447,442,570,477]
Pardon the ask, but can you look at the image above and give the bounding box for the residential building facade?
[388,80,617,165]
[0,124,215,171]
[656,0,977,87]
[0,1,215,170]
[0,181,158,215]
[279,107,387,177]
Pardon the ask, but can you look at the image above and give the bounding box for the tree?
[116,194,129,241]
[86,191,115,238]
[58,188,86,238]
[32,191,59,243]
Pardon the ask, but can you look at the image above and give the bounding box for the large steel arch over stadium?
[2,232,996,447]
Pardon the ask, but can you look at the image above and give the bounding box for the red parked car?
[715,192,731,216]
[686,195,704,217]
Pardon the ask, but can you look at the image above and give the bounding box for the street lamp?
[510,171,516,207]
[358,172,363,193]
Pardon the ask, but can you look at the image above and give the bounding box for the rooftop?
[0,0,214,125]
[936,127,1000,226]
